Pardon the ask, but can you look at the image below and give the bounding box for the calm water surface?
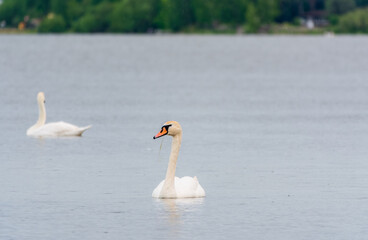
[1,35,368,239]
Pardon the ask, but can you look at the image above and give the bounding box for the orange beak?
[153,127,168,139]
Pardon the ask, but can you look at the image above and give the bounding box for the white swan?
[152,121,205,199]
[26,92,91,137]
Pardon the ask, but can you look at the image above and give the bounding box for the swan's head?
[153,121,182,139]
[37,92,45,103]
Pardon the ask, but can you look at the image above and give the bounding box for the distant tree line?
[0,0,368,33]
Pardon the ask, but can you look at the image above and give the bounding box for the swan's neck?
[37,100,46,126]
[28,100,46,133]
[160,133,182,198]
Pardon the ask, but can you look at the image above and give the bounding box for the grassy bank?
[0,28,36,34]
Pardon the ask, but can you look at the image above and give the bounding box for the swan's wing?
[32,122,91,137]
[195,181,206,197]
[176,176,205,198]
[75,125,92,135]
[152,180,165,198]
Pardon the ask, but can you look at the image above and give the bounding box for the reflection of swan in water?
[157,198,205,213]
[152,121,205,199]
[154,198,204,237]
[27,92,91,137]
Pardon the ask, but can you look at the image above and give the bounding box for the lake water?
[1,35,368,240]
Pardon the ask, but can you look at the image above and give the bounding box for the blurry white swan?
[26,92,91,137]
[152,121,205,199]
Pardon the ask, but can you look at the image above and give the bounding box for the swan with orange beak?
[152,121,205,199]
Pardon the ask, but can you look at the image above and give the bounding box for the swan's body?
[27,92,91,137]
[28,121,91,137]
[152,176,205,198]
[152,121,205,199]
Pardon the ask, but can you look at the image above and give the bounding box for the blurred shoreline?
[0,25,341,35]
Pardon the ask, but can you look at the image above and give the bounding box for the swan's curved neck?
[161,132,182,198]
[37,100,46,126]
[30,100,46,131]
[27,97,47,135]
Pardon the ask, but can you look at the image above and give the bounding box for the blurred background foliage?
[0,0,368,33]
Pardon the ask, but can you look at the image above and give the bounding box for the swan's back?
[28,121,91,137]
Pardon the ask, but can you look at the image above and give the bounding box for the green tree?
[50,0,67,17]
[336,7,368,33]
[355,0,368,7]
[257,0,279,24]
[73,2,113,32]
[154,0,193,31]
[326,0,356,15]
[109,0,156,32]
[276,0,301,23]
[213,0,248,24]
[191,0,214,27]
[65,0,85,25]
[0,0,26,26]
[26,0,50,17]
[245,2,261,32]
[155,0,171,29]
[72,14,97,32]
[38,14,67,32]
